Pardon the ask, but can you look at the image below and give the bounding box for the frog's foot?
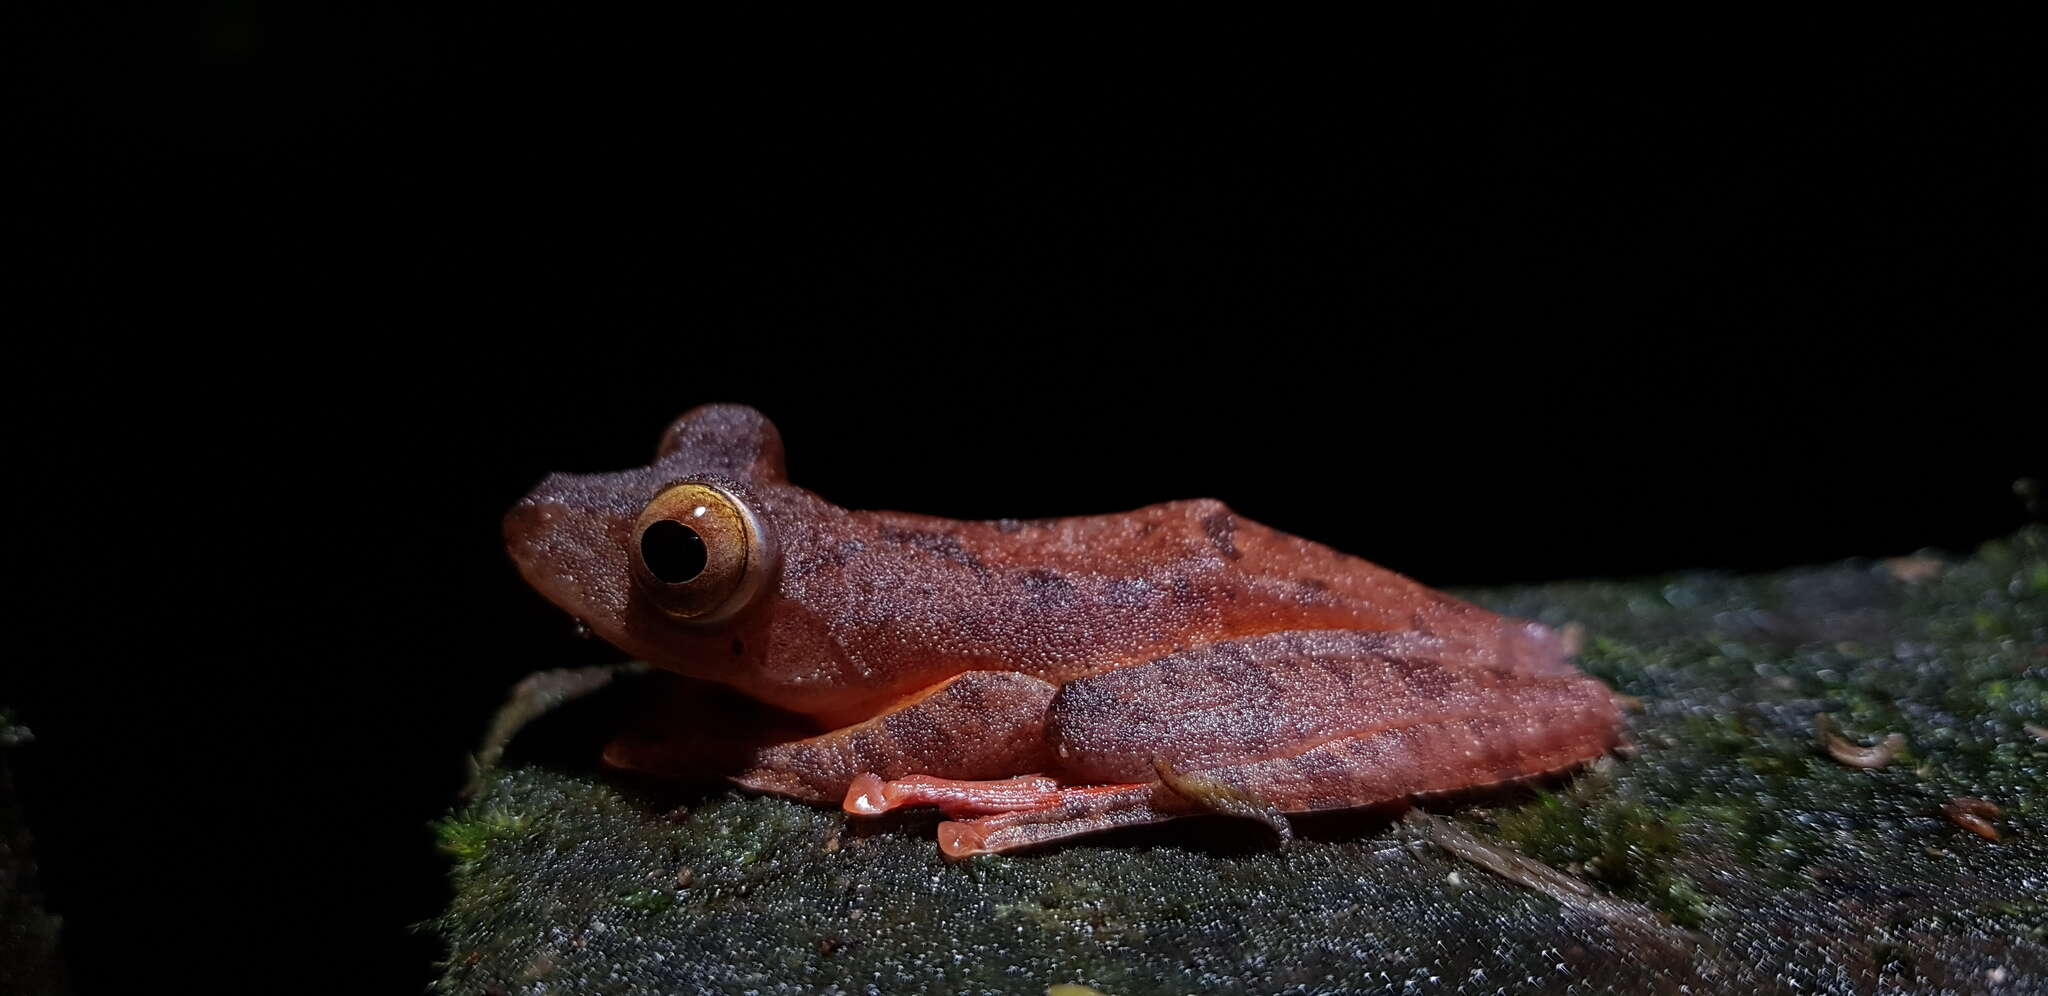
[843,773,1065,817]
[937,783,1196,858]
[843,774,1187,857]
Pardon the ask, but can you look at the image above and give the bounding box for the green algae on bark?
[434,528,2047,995]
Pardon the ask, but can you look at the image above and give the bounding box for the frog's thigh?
[733,670,1059,804]
[1048,629,1623,812]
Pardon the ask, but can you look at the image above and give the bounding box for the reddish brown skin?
[505,404,1625,853]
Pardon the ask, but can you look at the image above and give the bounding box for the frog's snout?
[501,470,648,629]
[503,480,566,535]
[501,499,546,555]
[500,476,576,561]
[501,490,576,599]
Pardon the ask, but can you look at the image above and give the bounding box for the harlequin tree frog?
[504,405,1622,857]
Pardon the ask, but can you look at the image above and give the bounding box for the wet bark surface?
[434,528,2045,995]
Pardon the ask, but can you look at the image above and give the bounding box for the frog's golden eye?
[628,482,773,623]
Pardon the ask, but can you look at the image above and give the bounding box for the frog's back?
[777,497,1569,697]
[504,405,1577,728]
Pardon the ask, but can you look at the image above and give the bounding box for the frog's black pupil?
[641,520,708,584]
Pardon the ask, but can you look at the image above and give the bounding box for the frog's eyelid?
[655,404,788,482]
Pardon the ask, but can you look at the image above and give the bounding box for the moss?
[432,806,531,866]
[1648,873,1714,929]
[617,889,677,914]
[435,527,2048,994]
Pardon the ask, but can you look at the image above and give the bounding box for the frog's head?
[502,403,793,668]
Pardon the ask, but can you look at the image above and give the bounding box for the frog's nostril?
[640,520,708,584]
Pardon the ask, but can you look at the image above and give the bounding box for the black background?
[13,9,2041,992]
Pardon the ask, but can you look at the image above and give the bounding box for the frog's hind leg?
[1048,629,1621,801]
[937,783,1198,857]
[844,775,1195,858]
[867,629,1624,857]
[730,670,1061,804]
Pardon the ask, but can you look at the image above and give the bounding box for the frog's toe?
[936,820,993,858]
[843,773,1200,857]
[842,773,894,815]
[841,773,1063,818]
[929,782,1189,858]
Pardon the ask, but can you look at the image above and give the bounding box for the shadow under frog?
[504,404,1624,857]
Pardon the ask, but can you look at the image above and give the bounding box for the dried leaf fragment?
[1885,555,1945,583]
[1815,713,1906,769]
[1943,797,2000,841]
[464,663,645,797]
[1153,759,1293,840]
[1558,621,1587,656]
[1405,810,1693,950]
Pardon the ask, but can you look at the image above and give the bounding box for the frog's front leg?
[726,670,1060,803]
[852,630,1623,857]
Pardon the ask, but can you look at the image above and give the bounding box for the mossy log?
[435,528,2046,995]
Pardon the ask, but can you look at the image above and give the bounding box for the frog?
[503,404,1624,857]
